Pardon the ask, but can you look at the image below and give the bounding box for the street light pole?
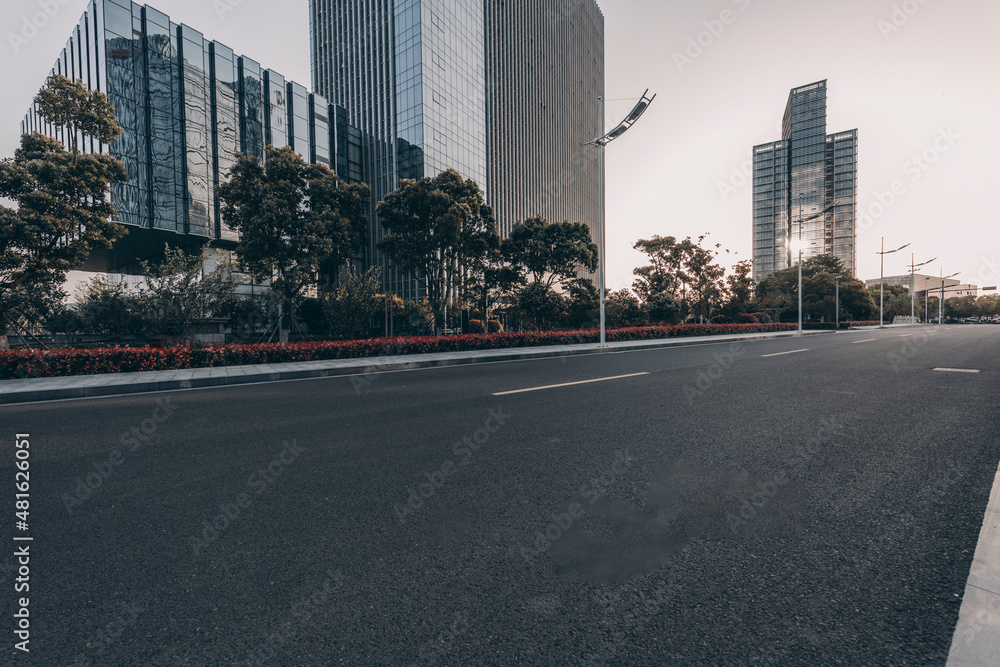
[875,240,910,328]
[597,96,605,348]
[584,90,656,348]
[937,270,961,324]
[907,255,935,326]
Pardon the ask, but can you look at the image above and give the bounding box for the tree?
[517,282,566,330]
[684,235,727,322]
[137,244,241,338]
[0,75,127,349]
[74,276,149,338]
[945,295,978,320]
[632,235,690,306]
[605,289,646,328]
[502,216,598,288]
[866,283,912,322]
[757,254,874,322]
[465,247,524,322]
[33,75,121,163]
[218,145,371,342]
[977,294,1000,319]
[322,265,383,339]
[632,234,727,323]
[564,277,600,328]
[376,169,499,335]
[720,260,754,321]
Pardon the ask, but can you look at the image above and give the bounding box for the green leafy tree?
[605,289,646,328]
[400,299,435,335]
[757,254,874,322]
[945,295,979,319]
[218,145,371,342]
[720,259,754,321]
[137,244,241,338]
[74,276,150,338]
[866,283,913,322]
[501,216,598,288]
[0,76,127,349]
[685,235,727,322]
[322,265,383,339]
[632,235,691,306]
[517,282,566,331]
[465,247,524,321]
[977,294,1000,318]
[633,234,727,322]
[564,277,599,328]
[33,74,122,163]
[376,169,499,335]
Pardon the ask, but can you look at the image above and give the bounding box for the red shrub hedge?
[0,323,796,380]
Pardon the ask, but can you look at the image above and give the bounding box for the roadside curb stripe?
[947,462,1000,665]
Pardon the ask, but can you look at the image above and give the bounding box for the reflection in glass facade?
[485,1,604,247]
[21,0,365,273]
[310,0,605,294]
[753,81,858,280]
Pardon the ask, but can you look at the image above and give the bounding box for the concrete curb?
[0,330,834,405]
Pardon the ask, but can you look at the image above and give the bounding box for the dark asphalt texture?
[2,325,998,666]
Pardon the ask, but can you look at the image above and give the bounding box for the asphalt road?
[2,325,998,666]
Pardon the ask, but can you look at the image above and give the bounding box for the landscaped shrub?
[487,319,503,333]
[467,319,486,334]
[0,323,796,379]
[734,313,759,324]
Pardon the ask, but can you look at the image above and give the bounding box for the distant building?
[753,80,858,280]
[20,0,363,274]
[309,0,605,294]
[865,275,979,298]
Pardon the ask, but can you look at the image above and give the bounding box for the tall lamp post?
[585,90,656,348]
[792,197,833,333]
[938,270,960,324]
[835,275,841,330]
[875,238,911,328]
[907,254,935,326]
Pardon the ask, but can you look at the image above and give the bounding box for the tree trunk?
[278,301,290,343]
[0,308,8,351]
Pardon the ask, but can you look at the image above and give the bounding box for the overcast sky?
[2,0,998,292]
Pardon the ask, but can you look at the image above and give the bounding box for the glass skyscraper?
[21,0,363,273]
[752,80,857,280]
[309,0,605,295]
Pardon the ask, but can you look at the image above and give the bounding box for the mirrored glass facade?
[22,0,365,273]
[753,80,858,280]
[310,0,605,294]
[485,0,604,246]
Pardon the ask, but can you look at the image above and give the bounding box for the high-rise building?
[309,0,605,295]
[752,80,857,280]
[20,0,363,273]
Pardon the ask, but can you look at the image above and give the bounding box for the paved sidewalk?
[0,329,833,405]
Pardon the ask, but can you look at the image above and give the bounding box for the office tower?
[21,0,363,273]
[752,80,857,280]
[309,0,605,295]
